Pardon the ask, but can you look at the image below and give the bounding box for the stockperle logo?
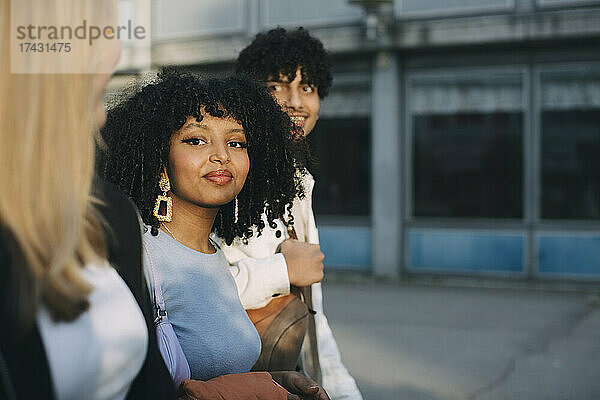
[10,1,150,74]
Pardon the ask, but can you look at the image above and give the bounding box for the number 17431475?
[18,42,71,53]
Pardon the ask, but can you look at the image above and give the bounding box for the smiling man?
[217,27,363,400]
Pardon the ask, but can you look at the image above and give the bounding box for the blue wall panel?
[409,230,524,273]
[538,234,600,276]
[319,226,371,271]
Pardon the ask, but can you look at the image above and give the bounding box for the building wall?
[113,0,600,280]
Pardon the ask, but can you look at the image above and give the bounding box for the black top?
[0,179,176,400]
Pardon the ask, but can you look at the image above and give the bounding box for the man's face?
[266,67,320,137]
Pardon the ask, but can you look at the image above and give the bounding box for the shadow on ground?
[358,382,449,400]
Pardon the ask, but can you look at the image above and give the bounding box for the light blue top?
[142,229,261,380]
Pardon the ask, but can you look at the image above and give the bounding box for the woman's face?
[167,114,250,209]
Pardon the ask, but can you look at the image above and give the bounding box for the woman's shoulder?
[143,229,224,267]
[141,228,176,258]
[93,178,145,296]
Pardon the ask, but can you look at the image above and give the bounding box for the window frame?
[394,0,515,19]
[403,66,533,277]
[401,63,600,280]
[533,62,600,224]
[535,0,600,9]
[532,62,600,278]
[404,66,530,226]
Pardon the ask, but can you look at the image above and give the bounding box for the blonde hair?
[0,0,116,329]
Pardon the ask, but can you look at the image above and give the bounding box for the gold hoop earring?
[234,196,239,224]
[153,175,172,222]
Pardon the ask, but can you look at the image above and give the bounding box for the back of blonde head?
[0,0,115,330]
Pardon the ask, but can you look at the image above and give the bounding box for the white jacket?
[215,172,363,400]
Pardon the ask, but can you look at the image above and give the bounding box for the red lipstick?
[204,169,233,186]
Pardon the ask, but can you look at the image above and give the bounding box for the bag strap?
[298,285,322,384]
[281,217,322,384]
[281,218,299,241]
[143,241,168,323]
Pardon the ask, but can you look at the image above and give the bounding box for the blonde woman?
[0,1,175,399]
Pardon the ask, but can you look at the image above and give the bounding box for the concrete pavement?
[321,281,600,400]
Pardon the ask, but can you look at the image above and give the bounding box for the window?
[540,67,600,219]
[395,0,513,17]
[308,118,371,216]
[410,71,525,218]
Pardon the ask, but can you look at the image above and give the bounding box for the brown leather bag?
[246,223,322,383]
[247,290,309,372]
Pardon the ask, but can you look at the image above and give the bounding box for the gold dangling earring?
[153,174,172,222]
[234,196,239,224]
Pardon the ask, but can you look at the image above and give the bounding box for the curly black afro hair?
[236,27,332,99]
[98,69,308,245]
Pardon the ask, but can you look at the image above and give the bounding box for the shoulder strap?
[143,241,168,323]
[281,217,299,240]
[209,235,221,251]
[298,285,322,384]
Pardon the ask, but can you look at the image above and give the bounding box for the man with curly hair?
[218,27,363,400]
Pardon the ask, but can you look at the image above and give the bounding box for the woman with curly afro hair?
[100,69,307,245]
[99,70,329,400]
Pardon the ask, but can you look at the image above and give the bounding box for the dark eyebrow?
[267,74,290,83]
[182,122,204,130]
[180,122,205,133]
[300,79,316,86]
[180,123,245,136]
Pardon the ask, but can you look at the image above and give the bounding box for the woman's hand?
[178,372,288,399]
[271,371,330,400]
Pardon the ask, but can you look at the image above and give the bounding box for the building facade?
[114,0,600,280]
